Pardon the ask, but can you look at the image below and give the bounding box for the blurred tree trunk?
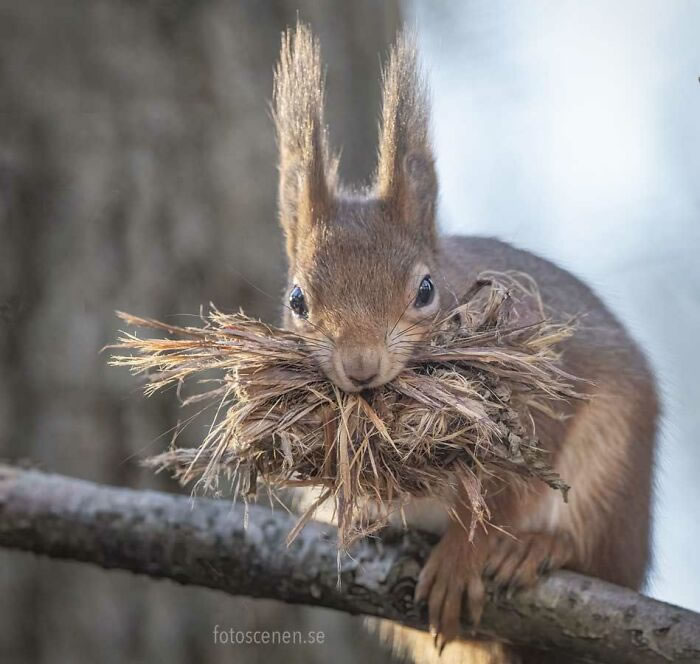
[0,1,400,662]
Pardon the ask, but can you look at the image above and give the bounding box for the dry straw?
[110,273,581,549]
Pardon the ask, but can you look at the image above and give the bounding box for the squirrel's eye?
[289,285,308,318]
[414,275,435,308]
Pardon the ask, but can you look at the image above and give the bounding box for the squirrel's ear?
[273,23,336,263]
[376,32,437,245]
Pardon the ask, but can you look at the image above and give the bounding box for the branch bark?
[0,464,696,663]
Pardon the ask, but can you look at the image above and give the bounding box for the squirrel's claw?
[486,531,574,593]
[414,527,488,653]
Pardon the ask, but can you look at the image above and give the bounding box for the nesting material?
[111,273,581,549]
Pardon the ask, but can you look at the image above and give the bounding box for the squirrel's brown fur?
[273,24,657,664]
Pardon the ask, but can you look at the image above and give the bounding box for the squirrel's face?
[274,25,438,392]
[283,200,441,392]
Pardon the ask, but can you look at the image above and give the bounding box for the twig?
[0,464,697,663]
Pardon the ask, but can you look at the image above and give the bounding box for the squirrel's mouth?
[327,361,404,395]
[308,335,411,394]
[358,387,381,401]
[332,378,383,395]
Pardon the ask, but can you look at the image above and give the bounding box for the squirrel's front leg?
[414,518,488,650]
[413,479,491,650]
[414,495,574,651]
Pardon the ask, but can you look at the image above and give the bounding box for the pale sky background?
[410,0,700,611]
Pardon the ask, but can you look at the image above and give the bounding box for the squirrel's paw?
[413,528,486,653]
[484,530,574,595]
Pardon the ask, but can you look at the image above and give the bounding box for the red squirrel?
[273,24,657,664]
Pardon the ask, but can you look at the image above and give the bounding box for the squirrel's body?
[377,235,657,663]
[438,233,655,590]
[272,25,657,664]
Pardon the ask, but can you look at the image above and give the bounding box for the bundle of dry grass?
[111,273,581,549]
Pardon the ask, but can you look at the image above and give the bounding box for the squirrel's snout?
[342,348,381,387]
[333,345,385,392]
[325,335,410,393]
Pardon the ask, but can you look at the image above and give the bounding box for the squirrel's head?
[273,25,440,393]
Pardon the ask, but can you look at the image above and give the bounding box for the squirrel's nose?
[347,372,378,387]
[342,348,381,386]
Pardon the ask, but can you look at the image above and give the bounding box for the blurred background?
[0,1,697,662]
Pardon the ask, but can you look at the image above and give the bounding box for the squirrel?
[272,24,658,664]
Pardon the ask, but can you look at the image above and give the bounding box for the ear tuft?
[376,32,437,243]
[403,151,437,221]
[404,152,434,189]
[273,22,336,261]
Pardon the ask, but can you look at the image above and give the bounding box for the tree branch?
[0,464,696,663]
